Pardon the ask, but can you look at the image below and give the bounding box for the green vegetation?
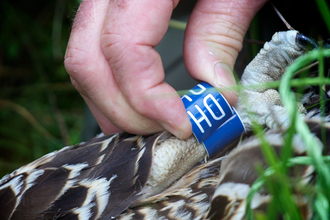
[245,1,330,218]
[0,0,83,177]
[245,48,330,219]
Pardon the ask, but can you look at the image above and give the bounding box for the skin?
[64,0,268,139]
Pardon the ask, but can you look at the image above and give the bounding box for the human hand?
[64,0,268,139]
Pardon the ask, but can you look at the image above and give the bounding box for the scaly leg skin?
[235,30,310,131]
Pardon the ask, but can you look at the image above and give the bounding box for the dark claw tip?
[296,33,318,50]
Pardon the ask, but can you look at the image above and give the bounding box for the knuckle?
[127,92,159,120]
[128,95,148,115]
[64,46,89,76]
[100,32,130,67]
[65,50,99,96]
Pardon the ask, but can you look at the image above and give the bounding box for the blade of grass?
[318,47,327,150]
[279,48,330,216]
[169,19,187,30]
[0,100,56,141]
[246,118,303,219]
[315,0,330,35]
[176,77,330,97]
[246,155,330,219]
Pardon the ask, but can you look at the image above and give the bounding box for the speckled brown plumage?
[0,133,160,219]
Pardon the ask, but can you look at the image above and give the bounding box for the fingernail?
[214,62,238,105]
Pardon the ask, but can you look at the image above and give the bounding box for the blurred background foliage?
[0,0,82,177]
[0,0,329,178]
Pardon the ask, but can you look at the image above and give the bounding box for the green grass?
[244,49,330,220]
[244,2,330,219]
[316,0,330,35]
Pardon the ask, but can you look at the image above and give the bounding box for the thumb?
[184,0,268,105]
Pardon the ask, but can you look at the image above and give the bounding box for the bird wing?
[0,132,164,220]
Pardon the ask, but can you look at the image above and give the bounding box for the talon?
[296,33,318,50]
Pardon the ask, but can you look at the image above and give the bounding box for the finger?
[65,0,109,83]
[82,94,123,134]
[101,0,192,139]
[70,77,120,134]
[184,0,268,105]
[65,0,163,135]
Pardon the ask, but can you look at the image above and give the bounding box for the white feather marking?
[161,200,193,220]
[0,175,24,219]
[139,206,167,220]
[63,163,89,179]
[172,208,193,220]
[211,183,251,220]
[187,193,210,217]
[292,134,322,155]
[25,169,44,190]
[118,211,135,220]
[213,182,250,201]
[95,154,105,166]
[55,163,89,201]
[15,169,46,207]
[56,146,70,153]
[134,147,146,176]
[124,136,139,142]
[0,174,10,185]
[137,136,145,148]
[100,134,118,152]
[78,174,117,219]
[96,132,105,138]
[0,175,23,195]
[95,175,117,219]
[73,202,94,220]
[250,193,271,210]
[13,150,58,175]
